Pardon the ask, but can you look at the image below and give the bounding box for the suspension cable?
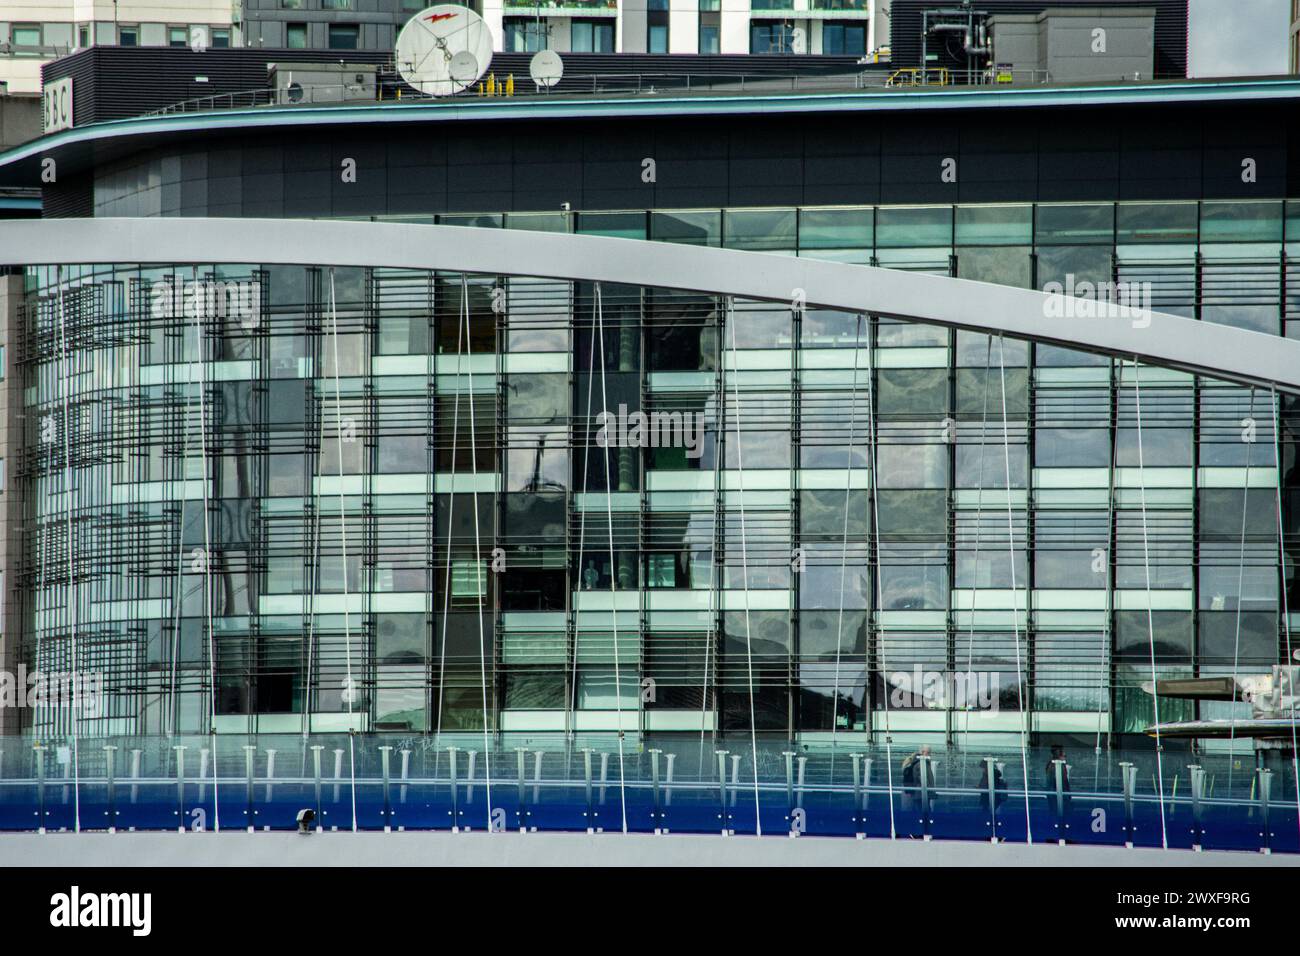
[593,283,630,833]
[701,304,723,765]
[570,283,597,732]
[724,297,763,835]
[1228,387,1257,754]
[831,314,864,747]
[168,282,193,738]
[191,267,220,832]
[433,275,466,745]
[962,335,994,754]
[327,268,359,832]
[996,336,1033,843]
[866,315,898,838]
[1268,384,1300,844]
[459,274,495,830]
[1132,358,1169,849]
[56,265,81,833]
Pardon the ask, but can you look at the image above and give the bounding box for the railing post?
[515,747,528,832]
[783,750,796,813]
[730,753,741,810]
[173,744,187,833]
[983,756,999,842]
[243,744,256,832]
[664,752,676,807]
[715,749,730,834]
[129,748,142,804]
[198,746,210,802]
[332,747,344,802]
[1257,768,1274,855]
[1188,764,1204,850]
[379,745,393,831]
[580,747,595,832]
[1052,758,1067,843]
[103,745,118,832]
[400,748,411,804]
[264,748,277,802]
[446,746,461,831]
[918,753,932,839]
[34,743,46,834]
[649,748,663,832]
[1119,761,1136,847]
[861,756,872,819]
[310,744,324,831]
[851,753,864,836]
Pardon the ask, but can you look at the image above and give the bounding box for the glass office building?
[2,69,1299,847]
[0,70,1294,759]
[15,195,1298,747]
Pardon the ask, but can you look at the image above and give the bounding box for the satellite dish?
[394,4,493,96]
[449,50,479,84]
[529,49,563,90]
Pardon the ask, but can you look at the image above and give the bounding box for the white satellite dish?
[449,50,480,84]
[529,49,563,90]
[394,4,493,97]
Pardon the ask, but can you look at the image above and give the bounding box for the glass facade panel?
[12,196,1298,761]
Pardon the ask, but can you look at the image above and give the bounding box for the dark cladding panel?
[1203,107,1288,199]
[1036,111,1120,201]
[957,121,1038,203]
[727,122,804,207]
[41,178,93,219]
[387,166,447,215]
[805,125,881,205]
[1119,115,1202,200]
[34,90,1300,219]
[282,169,333,218]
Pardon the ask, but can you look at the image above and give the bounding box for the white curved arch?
[2,217,1298,391]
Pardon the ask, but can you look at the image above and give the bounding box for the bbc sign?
[43,77,74,134]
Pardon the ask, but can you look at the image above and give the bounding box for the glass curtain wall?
[17,199,1297,751]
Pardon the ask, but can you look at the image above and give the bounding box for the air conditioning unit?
[267,62,377,105]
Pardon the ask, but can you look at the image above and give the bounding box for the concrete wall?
[719,0,750,54]
[0,95,40,151]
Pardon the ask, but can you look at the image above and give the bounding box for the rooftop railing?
[142,71,893,116]
[130,65,1205,120]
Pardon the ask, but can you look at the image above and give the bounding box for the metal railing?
[138,64,1197,119]
[144,71,891,115]
[1,734,1295,851]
